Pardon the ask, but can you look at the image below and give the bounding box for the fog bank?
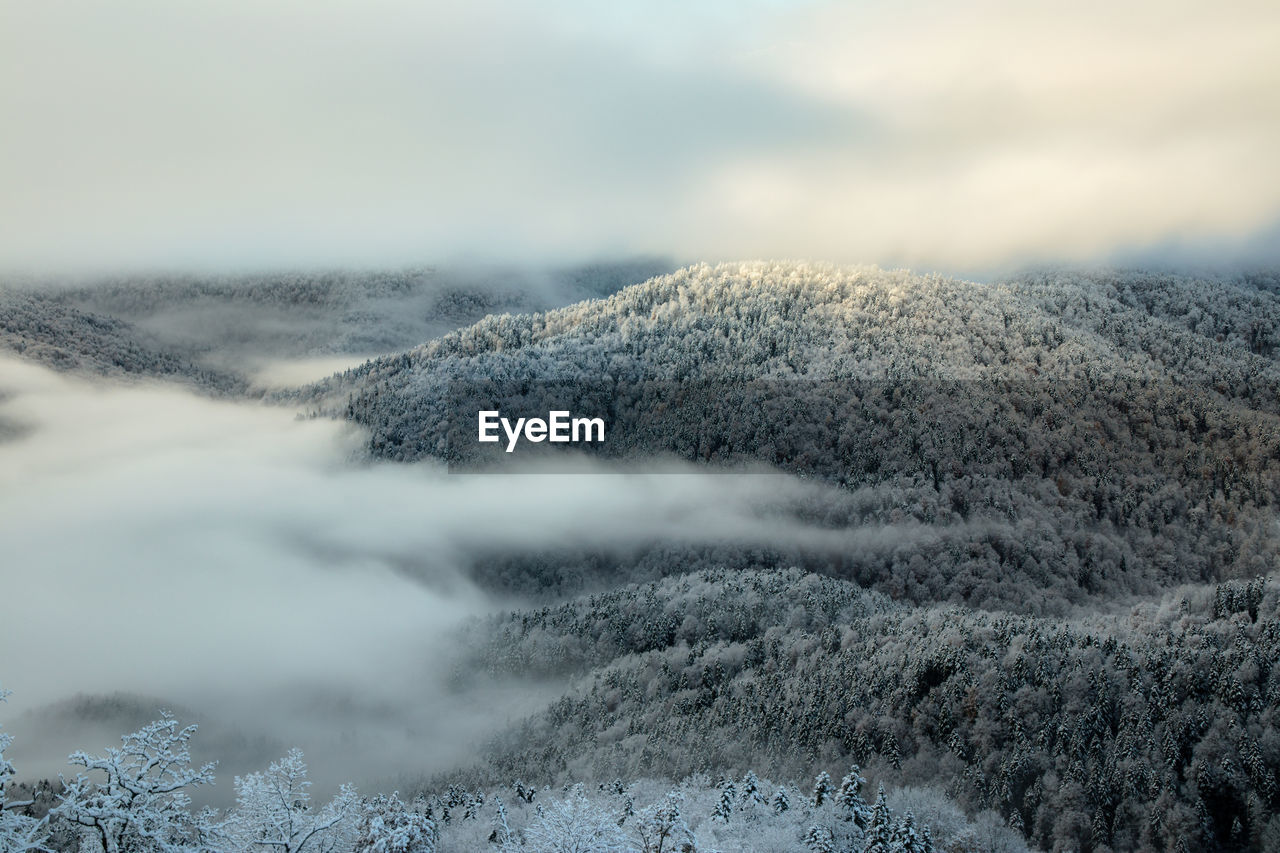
[0,357,911,793]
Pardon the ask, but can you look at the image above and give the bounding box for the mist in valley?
[0,353,920,802]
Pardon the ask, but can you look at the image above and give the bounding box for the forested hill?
[440,569,1280,853]
[311,263,1280,460]
[308,263,1280,613]
[313,263,1279,393]
[0,291,249,393]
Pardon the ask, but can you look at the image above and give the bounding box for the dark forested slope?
[445,568,1280,853]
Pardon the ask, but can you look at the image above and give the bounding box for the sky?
[2,0,1279,274]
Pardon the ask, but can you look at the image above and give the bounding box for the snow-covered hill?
[310,263,1280,612]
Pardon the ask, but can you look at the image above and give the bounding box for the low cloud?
[0,357,912,793]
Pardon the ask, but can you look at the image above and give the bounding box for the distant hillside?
[0,291,248,393]
[309,263,1280,611]
[0,258,672,389]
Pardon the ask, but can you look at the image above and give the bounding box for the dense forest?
[443,570,1280,852]
[308,265,1280,614]
[315,263,1278,850]
[3,263,1278,852]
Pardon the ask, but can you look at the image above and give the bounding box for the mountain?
[376,262,1276,851]
[311,263,1280,421]
[310,263,1280,613]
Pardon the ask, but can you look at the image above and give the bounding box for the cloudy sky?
[2,0,1278,274]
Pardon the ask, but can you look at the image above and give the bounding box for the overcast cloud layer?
[2,0,1278,274]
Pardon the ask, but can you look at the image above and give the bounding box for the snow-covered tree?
[836,765,870,828]
[224,749,357,853]
[489,796,513,846]
[863,786,893,853]
[462,793,479,822]
[810,771,833,808]
[518,783,626,853]
[0,685,49,853]
[801,823,834,853]
[353,793,434,853]
[891,811,927,853]
[740,770,763,807]
[50,714,218,853]
[770,785,790,815]
[632,790,691,853]
[712,778,734,823]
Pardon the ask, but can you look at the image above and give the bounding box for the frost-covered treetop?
[316,262,1280,394]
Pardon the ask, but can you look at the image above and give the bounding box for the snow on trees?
[890,811,929,853]
[631,790,692,853]
[810,771,833,808]
[836,765,870,828]
[3,694,986,853]
[223,749,358,853]
[50,714,218,853]
[801,823,834,853]
[517,783,627,853]
[863,786,894,853]
[1,685,49,853]
[711,778,734,823]
[352,793,434,853]
[739,771,763,807]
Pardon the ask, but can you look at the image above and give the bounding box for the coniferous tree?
[811,772,834,808]
[863,786,894,853]
[802,824,834,853]
[771,786,791,815]
[740,771,763,807]
[488,797,512,846]
[836,766,870,828]
[891,811,927,853]
[712,781,733,824]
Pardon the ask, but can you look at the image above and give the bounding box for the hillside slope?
[313,263,1280,411]
[442,569,1280,853]
[310,263,1280,612]
[0,291,248,393]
